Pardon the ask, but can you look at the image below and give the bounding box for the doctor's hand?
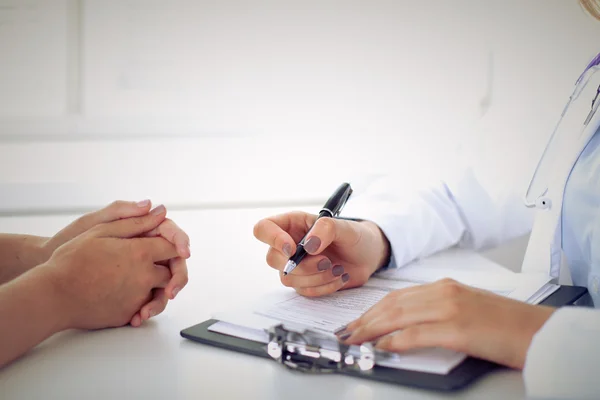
[338,279,556,369]
[253,212,390,297]
[42,200,191,327]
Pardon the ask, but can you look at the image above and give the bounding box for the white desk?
[0,207,527,400]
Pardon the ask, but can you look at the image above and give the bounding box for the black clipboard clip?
[265,324,375,374]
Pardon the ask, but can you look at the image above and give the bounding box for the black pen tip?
[283,272,288,276]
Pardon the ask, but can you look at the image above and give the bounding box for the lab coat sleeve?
[341,174,466,269]
[341,167,534,269]
[523,307,600,399]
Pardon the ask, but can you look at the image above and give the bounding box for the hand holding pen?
[253,183,392,297]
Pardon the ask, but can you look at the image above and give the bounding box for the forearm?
[0,264,68,368]
[0,234,48,284]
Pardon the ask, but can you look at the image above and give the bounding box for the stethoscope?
[523,53,600,209]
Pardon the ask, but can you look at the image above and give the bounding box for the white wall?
[1,0,599,214]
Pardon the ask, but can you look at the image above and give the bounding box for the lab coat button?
[535,196,552,210]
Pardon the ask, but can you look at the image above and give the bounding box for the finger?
[342,289,413,333]
[254,212,317,239]
[265,247,287,271]
[303,217,362,255]
[344,281,447,332]
[266,249,332,275]
[130,291,153,327]
[165,257,188,299]
[95,205,167,238]
[295,272,350,297]
[92,199,153,224]
[375,322,463,354]
[343,302,451,345]
[48,200,153,248]
[280,263,345,288]
[130,312,143,328]
[147,263,172,289]
[139,289,169,321]
[144,219,191,259]
[254,218,298,258]
[132,237,179,262]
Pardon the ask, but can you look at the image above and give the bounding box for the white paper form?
[210,279,467,375]
[255,281,415,334]
[208,250,555,375]
[214,279,416,336]
[375,250,553,303]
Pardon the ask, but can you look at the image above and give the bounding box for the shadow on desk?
[480,234,529,273]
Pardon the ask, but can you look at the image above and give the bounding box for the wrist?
[510,305,556,369]
[30,262,74,332]
[360,220,392,272]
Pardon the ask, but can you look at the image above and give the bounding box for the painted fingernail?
[317,258,332,271]
[338,332,351,341]
[304,237,321,253]
[172,286,181,298]
[136,199,150,207]
[282,243,292,258]
[332,265,344,277]
[342,273,350,283]
[334,325,348,335]
[151,205,166,216]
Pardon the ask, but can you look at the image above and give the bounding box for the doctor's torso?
[562,125,600,306]
[522,57,600,306]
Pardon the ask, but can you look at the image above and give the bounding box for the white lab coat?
[343,171,599,399]
[342,65,600,398]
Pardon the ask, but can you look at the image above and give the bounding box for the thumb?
[95,205,167,238]
[303,217,362,255]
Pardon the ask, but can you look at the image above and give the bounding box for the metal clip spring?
[266,324,375,373]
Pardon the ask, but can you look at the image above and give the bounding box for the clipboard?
[180,285,589,392]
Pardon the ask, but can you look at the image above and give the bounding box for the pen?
[283,183,353,275]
